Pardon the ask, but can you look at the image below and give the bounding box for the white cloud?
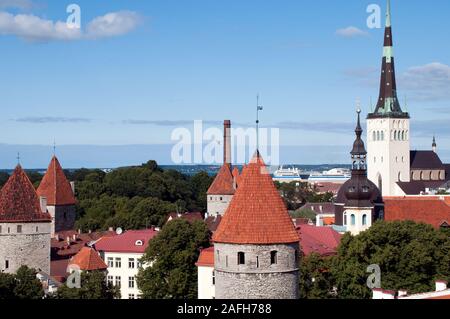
[336,26,368,38]
[400,63,450,101]
[0,0,33,10]
[0,10,142,42]
[86,11,142,39]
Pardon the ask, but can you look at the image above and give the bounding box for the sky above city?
[1,0,450,168]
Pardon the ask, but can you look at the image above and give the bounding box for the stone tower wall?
[0,221,51,274]
[214,243,300,299]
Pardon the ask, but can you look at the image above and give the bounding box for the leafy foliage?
[137,219,211,299]
[55,271,120,299]
[0,266,44,299]
[290,208,317,223]
[331,221,450,299]
[276,181,333,210]
[299,253,336,299]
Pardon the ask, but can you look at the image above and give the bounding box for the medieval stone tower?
[0,165,52,274]
[212,152,300,299]
[207,120,239,217]
[367,0,411,197]
[37,156,76,237]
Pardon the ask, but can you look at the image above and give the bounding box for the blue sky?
[1,0,450,167]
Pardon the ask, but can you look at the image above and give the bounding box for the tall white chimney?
[70,181,75,194]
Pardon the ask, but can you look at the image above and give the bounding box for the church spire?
[351,108,367,170]
[369,0,409,119]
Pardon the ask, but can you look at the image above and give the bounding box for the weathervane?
[16,152,20,165]
[53,139,56,156]
[256,94,263,153]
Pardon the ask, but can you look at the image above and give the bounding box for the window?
[137,260,143,268]
[5,260,9,269]
[129,294,135,299]
[225,256,228,268]
[17,225,22,233]
[128,258,135,269]
[115,258,122,268]
[115,276,121,288]
[220,197,223,201]
[35,226,39,232]
[107,275,113,285]
[381,131,384,141]
[217,250,220,262]
[237,252,245,265]
[344,213,347,226]
[256,256,259,268]
[351,214,356,226]
[270,251,278,265]
[128,276,135,288]
[107,257,114,268]
[373,131,376,141]
[0,225,2,233]
[362,214,368,226]
[212,271,215,286]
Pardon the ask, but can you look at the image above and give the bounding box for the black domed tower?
[335,109,384,235]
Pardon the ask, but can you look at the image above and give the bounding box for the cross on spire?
[256,94,263,155]
[16,152,21,165]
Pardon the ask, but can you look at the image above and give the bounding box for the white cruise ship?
[272,166,306,182]
[308,168,351,184]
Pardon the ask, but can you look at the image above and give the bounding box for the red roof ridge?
[37,156,76,206]
[213,153,300,245]
[0,165,52,223]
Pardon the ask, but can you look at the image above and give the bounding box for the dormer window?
[135,240,144,246]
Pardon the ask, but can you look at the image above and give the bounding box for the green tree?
[189,171,214,212]
[137,219,211,299]
[56,271,120,299]
[0,273,16,299]
[0,172,10,188]
[290,208,317,223]
[13,266,45,299]
[331,221,450,299]
[299,253,336,299]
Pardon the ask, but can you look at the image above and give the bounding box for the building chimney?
[436,280,448,292]
[78,229,82,234]
[72,234,77,241]
[108,227,114,232]
[39,196,47,213]
[70,181,75,194]
[66,236,71,245]
[223,120,232,165]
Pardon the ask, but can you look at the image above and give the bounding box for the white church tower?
[367,0,410,197]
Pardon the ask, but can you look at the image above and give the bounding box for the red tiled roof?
[69,247,107,271]
[0,165,52,223]
[195,246,214,267]
[297,225,342,256]
[50,259,69,281]
[37,156,76,206]
[167,212,204,223]
[94,229,158,253]
[207,164,235,195]
[312,182,342,194]
[213,154,300,244]
[51,230,116,258]
[384,196,450,229]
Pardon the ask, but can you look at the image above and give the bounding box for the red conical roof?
[0,165,52,223]
[213,154,300,244]
[37,156,76,206]
[207,164,235,195]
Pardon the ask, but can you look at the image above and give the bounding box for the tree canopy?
[0,266,44,300]
[136,219,211,299]
[54,271,120,299]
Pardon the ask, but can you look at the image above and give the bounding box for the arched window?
[270,251,278,265]
[373,131,376,141]
[394,131,397,140]
[378,175,383,194]
[377,131,380,141]
[362,214,367,226]
[398,172,402,182]
[237,252,245,265]
[351,214,356,226]
[381,131,384,141]
[344,213,347,226]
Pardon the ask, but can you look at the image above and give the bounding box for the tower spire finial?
[256,94,263,157]
[17,152,21,165]
[53,139,56,156]
[386,0,392,28]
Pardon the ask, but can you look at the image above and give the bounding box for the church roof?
[69,247,107,271]
[207,164,235,195]
[0,165,52,223]
[396,181,446,195]
[37,156,76,206]
[212,153,300,245]
[384,196,450,229]
[410,151,444,170]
